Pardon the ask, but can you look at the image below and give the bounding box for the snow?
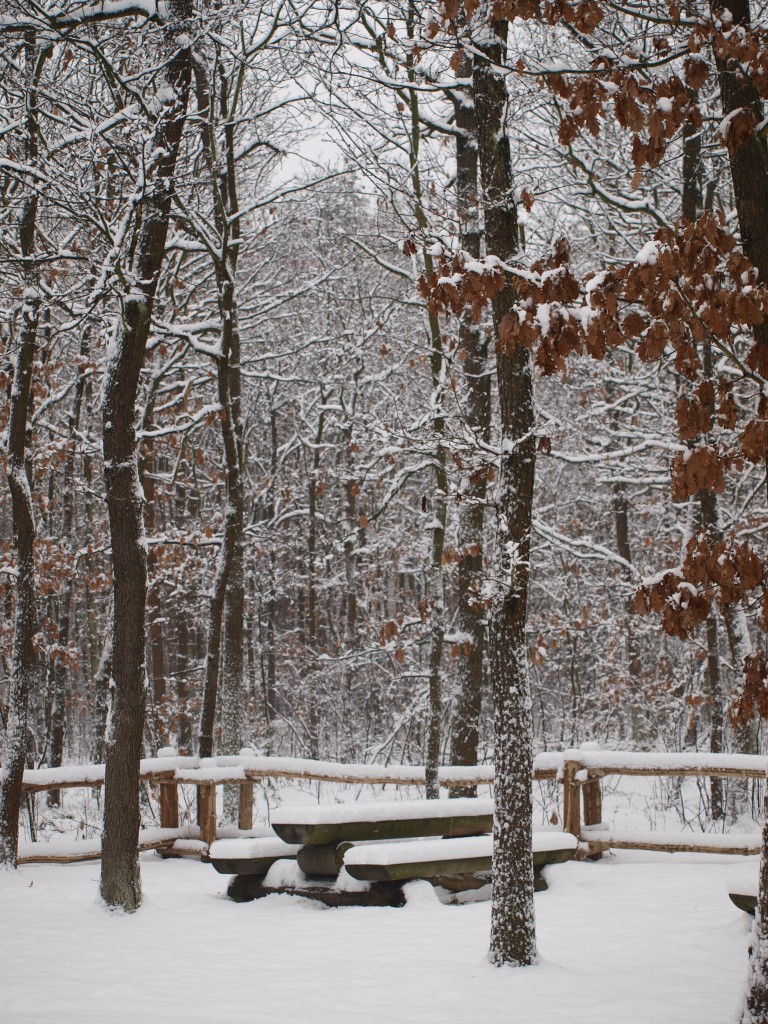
[727,863,759,898]
[535,303,552,336]
[18,826,195,862]
[718,107,745,144]
[271,797,494,826]
[585,829,761,853]
[335,866,371,892]
[208,838,300,860]
[635,240,660,266]
[21,752,768,807]
[263,858,308,888]
[0,850,753,1024]
[343,831,576,867]
[571,750,767,775]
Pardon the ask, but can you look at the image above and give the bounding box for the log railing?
[16,748,768,862]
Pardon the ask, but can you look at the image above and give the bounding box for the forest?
[2,0,768,1019]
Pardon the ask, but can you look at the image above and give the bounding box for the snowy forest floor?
[0,848,756,1024]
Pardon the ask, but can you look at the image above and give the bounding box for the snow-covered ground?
[0,848,755,1024]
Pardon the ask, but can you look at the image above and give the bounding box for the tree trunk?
[100,3,192,911]
[741,775,768,1023]
[473,5,537,967]
[725,604,756,822]
[0,31,44,869]
[713,2,768,1012]
[215,69,246,797]
[139,403,168,750]
[611,465,644,741]
[219,322,245,817]
[48,332,89,805]
[405,14,447,797]
[175,609,193,754]
[681,86,725,815]
[713,0,768,353]
[264,391,279,748]
[450,43,491,797]
[0,296,37,859]
[195,57,246,789]
[306,399,326,759]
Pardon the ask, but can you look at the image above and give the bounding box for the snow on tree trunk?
[472,3,537,967]
[450,42,490,795]
[100,1,192,912]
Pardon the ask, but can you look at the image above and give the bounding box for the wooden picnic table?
[269,797,494,846]
[209,797,577,904]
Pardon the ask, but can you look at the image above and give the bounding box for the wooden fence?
[16,749,768,863]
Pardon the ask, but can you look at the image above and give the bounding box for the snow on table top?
[343,831,577,867]
[270,797,494,826]
[208,838,301,860]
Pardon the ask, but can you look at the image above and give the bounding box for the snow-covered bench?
[727,863,759,916]
[207,837,301,876]
[342,831,577,883]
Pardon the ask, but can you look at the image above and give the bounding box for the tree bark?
[100,2,192,911]
[681,87,725,815]
[405,12,447,797]
[450,44,491,796]
[0,30,44,869]
[139,401,168,749]
[195,57,246,784]
[48,333,89,805]
[306,398,326,759]
[711,1,768,1012]
[741,775,768,1023]
[713,0,768,338]
[473,5,537,967]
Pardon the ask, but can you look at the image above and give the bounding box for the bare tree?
[100,0,194,911]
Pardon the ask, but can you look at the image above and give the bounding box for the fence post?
[198,783,217,846]
[563,758,581,838]
[581,770,603,860]
[582,772,602,827]
[160,781,179,830]
[238,782,254,831]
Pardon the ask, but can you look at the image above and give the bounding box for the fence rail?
[16,749,768,863]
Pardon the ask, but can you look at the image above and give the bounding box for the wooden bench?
[207,837,301,876]
[342,832,577,883]
[729,892,757,915]
[213,798,577,904]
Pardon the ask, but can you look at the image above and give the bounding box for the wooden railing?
[17,748,768,862]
